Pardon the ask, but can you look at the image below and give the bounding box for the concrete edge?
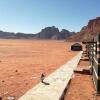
[18,51,82,100]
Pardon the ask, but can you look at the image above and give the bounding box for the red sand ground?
[64,56,100,100]
[0,39,78,100]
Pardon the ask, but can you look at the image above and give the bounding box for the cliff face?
[67,17,100,42]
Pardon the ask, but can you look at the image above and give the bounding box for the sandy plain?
[0,39,78,99]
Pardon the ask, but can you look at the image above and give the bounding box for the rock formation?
[33,26,73,40]
[0,26,73,40]
[67,17,100,42]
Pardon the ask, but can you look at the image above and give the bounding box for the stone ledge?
[19,52,82,100]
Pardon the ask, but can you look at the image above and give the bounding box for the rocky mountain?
[0,31,15,38]
[34,26,74,40]
[15,33,35,39]
[0,26,74,40]
[67,17,100,42]
[33,26,59,39]
[0,31,35,39]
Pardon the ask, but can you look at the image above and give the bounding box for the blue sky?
[0,0,100,33]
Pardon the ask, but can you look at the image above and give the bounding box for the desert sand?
[0,39,78,99]
[64,54,100,100]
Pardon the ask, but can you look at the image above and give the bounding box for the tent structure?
[71,43,82,51]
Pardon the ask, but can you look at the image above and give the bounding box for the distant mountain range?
[67,17,100,42]
[0,26,74,40]
[1,17,100,41]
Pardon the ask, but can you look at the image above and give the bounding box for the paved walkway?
[19,52,82,100]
